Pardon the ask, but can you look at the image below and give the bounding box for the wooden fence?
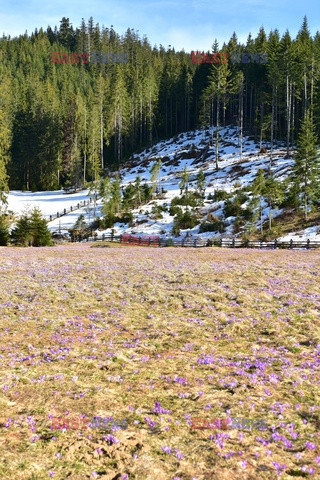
[45,198,93,223]
[79,234,320,250]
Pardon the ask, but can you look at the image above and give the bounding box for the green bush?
[0,215,10,246]
[171,193,198,207]
[199,219,224,233]
[11,207,53,247]
[174,210,198,230]
[233,217,246,234]
[121,211,134,225]
[151,205,164,219]
[208,190,231,202]
[101,213,117,228]
[169,205,182,216]
[224,192,250,218]
[171,223,180,236]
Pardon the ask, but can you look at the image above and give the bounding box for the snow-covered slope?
[6,125,318,240]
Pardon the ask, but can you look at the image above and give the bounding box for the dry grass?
[0,244,319,480]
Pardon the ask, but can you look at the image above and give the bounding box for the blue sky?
[1,0,320,52]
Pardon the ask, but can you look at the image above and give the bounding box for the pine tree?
[69,214,88,241]
[195,168,206,201]
[0,107,10,204]
[179,165,189,196]
[292,111,320,220]
[149,159,162,196]
[11,207,53,246]
[11,211,33,246]
[250,169,266,234]
[30,207,53,246]
[264,175,284,229]
[0,214,10,246]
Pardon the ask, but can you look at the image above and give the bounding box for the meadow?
[0,244,319,480]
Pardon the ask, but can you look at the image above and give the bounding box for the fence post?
[64,208,66,215]
[120,234,122,244]
[194,238,197,247]
[274,239,278,249]
[307,238,310,249]
[290,239,293,249]
[149,237,151,246]
[111,229,114,242]
[102,233,105,241]
[260,240,262,249]
[182,237,185,247]
[232,237,235,248]
[57,212,59,218]
[77,203,79,209]
[70,206,73,212]
[50,215,52,221]
[220,238,223,247]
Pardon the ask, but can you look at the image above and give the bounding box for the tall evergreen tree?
[292,111,320,220]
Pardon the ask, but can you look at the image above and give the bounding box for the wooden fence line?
[45,198,93,223]
[74,234,320,250]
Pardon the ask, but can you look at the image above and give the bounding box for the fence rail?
[45,198,93,223]
[77,234,320,250]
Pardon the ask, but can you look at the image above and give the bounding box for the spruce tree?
[292,111,320,220]
[11,211,33,246]
[149,159,162,196]
[0,214,10,246]
[0,108,10,204]
[30,207,53,246]
[195,168,206,202]
[251,169,266,234]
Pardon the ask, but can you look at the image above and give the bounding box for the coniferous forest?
[0,16,320,193]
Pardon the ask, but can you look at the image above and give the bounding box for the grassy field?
[0,244,319,480]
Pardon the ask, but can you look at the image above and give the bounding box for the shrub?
[11,207,53,247]
[233,217,246,234]
[151,205,164,219]
[171,193,198,207]
[30,209,53,246]
[208,190,230,202]
[121,212,134,225]
[0,214,10,246]
[199,218,224,233]
[224,192,250,218]
[171,222,180,236]
[174,210,198,230]
[169,205,182,216]
[101,213,117,229]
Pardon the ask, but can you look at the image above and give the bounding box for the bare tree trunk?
[269,196,272,230]
[215,93,220,171]
[286,76,292,158]
[260,102,264,150]
[291,85,295,147]
[239,83,243,160]
[270,83,275,172]
[304,171,308,221]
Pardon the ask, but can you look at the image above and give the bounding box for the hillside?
[8,125,319,242]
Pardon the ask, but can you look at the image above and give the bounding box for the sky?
[1,0,320,52]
